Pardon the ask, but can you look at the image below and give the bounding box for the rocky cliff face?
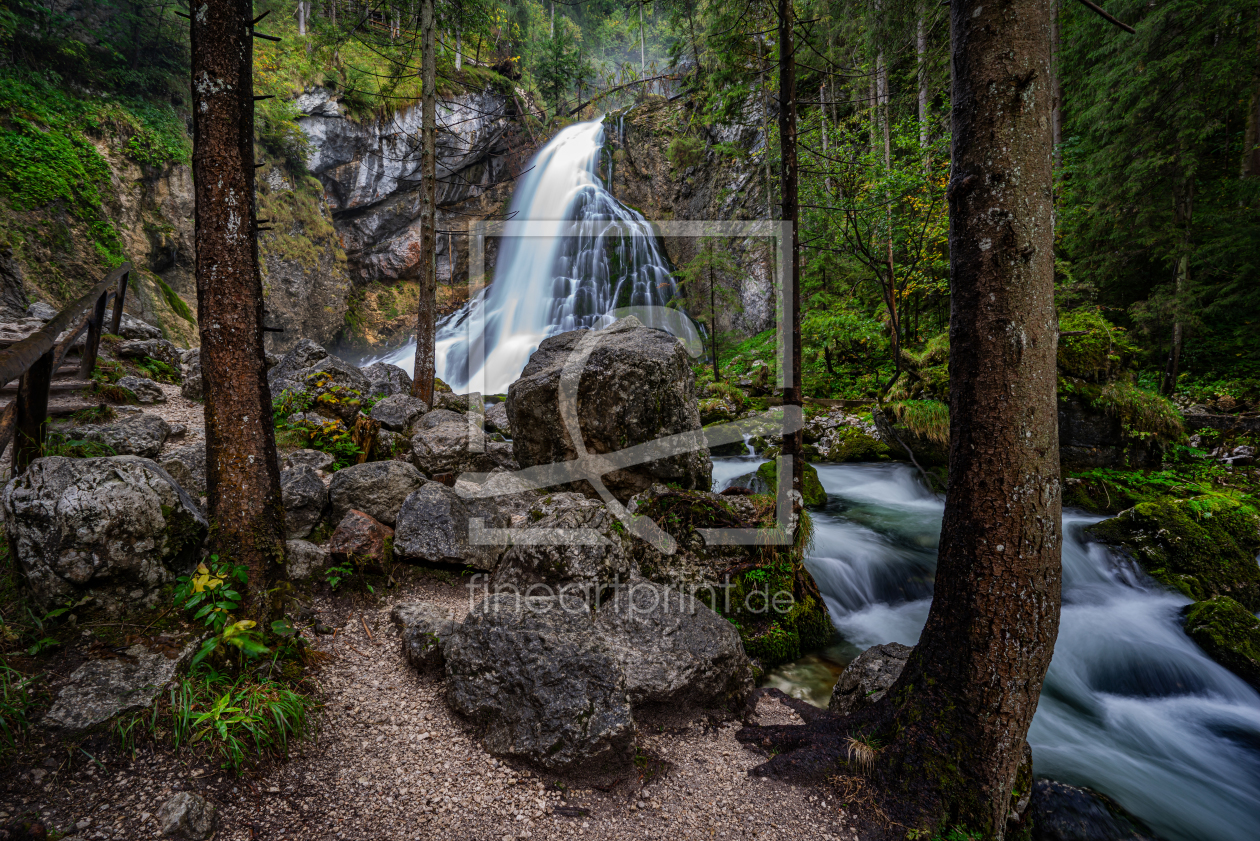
[606,96,776,338]
[295,86,527,349]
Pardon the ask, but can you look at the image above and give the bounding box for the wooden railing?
[0,263,131,473]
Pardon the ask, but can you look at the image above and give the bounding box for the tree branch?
[1073,0,1136,34]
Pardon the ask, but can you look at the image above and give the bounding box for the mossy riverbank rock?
[745,459,827,508]
[1087,499,1260,610]
[1184,596,1260,690]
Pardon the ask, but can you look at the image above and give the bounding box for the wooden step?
[0,397,103,418]
[0,380,91,396]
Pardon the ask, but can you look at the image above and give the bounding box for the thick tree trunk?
[296,0,307,37]
[412,0,437,405]
[777,0,803,498]
[191,0,289,615]
[871,0,1061,835]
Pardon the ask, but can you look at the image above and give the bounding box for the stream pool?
[713,457,1260,841]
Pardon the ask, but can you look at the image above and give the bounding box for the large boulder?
[116,375,166,404]
[445,594,635,771]
[1,456,208,614]
[268,340,371,424]
[180,348,202,400]
[594,580,753,709]
[390,601,457,670]
[327,460,426,526]
[117,338,182,371]
[43,638,198,733]
[284,448,335,474]
[361,361,412,399]
[828,642,913,715]
[506,317,711,503]
[370,394,429,432]
[1026,779,1159,841]
[410,420,516,478]
[118,313,162,341]
[280,467,329,539]
[326,510,393,565]
[159,443,206,499]
[492,493,636,603]
[74,413,172,458]
[1183,596,1260,690]
[393,483,507,570]
[285,539,330,581]
[484,401,511,436]
[417,408,465,429]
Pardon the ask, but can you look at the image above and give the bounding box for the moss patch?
[807,425,890,462]
[754,459,827,507]
[1088,499,1260,610]
[1184,596,1260,690]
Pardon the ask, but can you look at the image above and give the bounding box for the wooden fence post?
[13,348,54,473]
[109,270,130,335]
[79,290,109,379]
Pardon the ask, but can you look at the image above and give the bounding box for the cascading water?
[379,118,689,394]
[713,458,1260,841]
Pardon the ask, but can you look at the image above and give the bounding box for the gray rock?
[118,313,163,341]
[445,594,635,771]
[285,539,330,580]
[484,401,511,436]
[281,467,329,539]
[117,375,166,404]
[287,413,347,437]
[44,638,198,733]
[394,483,506,570]
[595,580,753,709]
[157,791,215,840]
[492,493,635,604]
[159,443,207,498]
[362,361,413,399]
[370,394,429,431]
[268,341,370,424]
[328,460,426,526]
[74,413,171,458]
[180,348,202,401]
[1025,779,1157,841]
[827,642,913,715]
[506,317,711,503]
[390,601,456,669]
[410,420,516,478]
[284,448,335,473]
[1,456,207,614]
[117,338,182,370]
[418,408,465,429]
[376,429,410,460]
[26,301,58,321]
[434,391,480,413]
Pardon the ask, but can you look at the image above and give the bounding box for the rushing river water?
[714,456,1260,841]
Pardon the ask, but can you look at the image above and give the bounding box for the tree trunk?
[413,0,437,406]
[1243,1,1260,178]
[872,0,1061,834]
[1161,177,1193,395]
[777,0,803,498]
[455,26,462,71]
[296,0,307,37]
[191,0,289,616]
[551,1,555,37]
[918,6,930,167]
[1051,0,1062,173]
[710,252,719,383]
[639,0,646,70]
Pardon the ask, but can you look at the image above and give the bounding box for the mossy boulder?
[1087,499,1260,610]
[806,425,890,463]
[751,459,827,507]
[1183,596,1260,690]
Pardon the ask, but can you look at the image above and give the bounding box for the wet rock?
[828,642,913,715]
[73,413,171,458]
[117,338,182,371]
[394,483,507,570]
[370,394,429,431]
[328,460,426,526]
[1183,596,1260,690]
[280,467,329,539]
[445,594,635,771]
[594,580,753,709]
[159,443,206,499]
[1,456,207,614]
[283,448,335,473]
[156,791,215,840]
[44,638,198,734]
[506,317,712,503]
[390,601,456,670]
[326,510,393,564]
[735,459,827,507]
[362,361,413,399]
[1026,779,1158,841]
[492,493,634,603]
[285,539,330,581]
[116,376,166,405]
[410,420,516,478]
[484,401,510,436]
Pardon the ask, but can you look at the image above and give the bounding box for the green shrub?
[666,135,705,169]
[886,400,950,447]
[1091,381,1184,443]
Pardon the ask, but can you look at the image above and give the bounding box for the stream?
[713,456,1260,841]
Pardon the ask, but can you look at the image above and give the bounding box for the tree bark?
[1243,1,1260,178]
[1051,0,1062,173]
[639,0,646,71]
[777,0,803,498]
[1161,177,1193,395]
[918,7,930,157]
[412,0,437,405]
[872,0,1061,834]
[191,0,289,615]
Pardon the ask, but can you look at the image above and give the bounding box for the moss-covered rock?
[1183,596,1260,690]
[806,425,890,463]
[1087,499,1260,610]
[753,459,827,507]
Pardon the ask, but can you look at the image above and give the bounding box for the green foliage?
[886,400,950,448]
[1183,596,1260,689]
[666,135,705,169]
[1057,308,1133,381]
[533,24,593,114]
[0,660,38,754]
[42,429,116,459]
[133,355,180,384]
[155,274,195,324]
[1091,381,1185,444]
[273,389,363,470]
[754,459,827,508]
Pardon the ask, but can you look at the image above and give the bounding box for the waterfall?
[379,118,691,395]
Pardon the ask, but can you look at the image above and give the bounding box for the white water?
[380,118,690,394]
[727,460,1260,841]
